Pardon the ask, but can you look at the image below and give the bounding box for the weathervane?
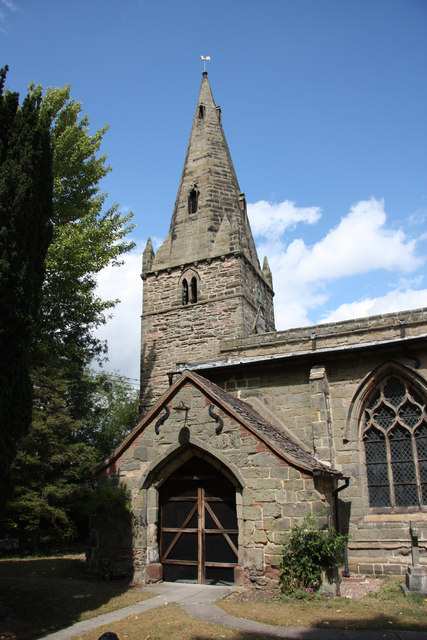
[201,55,211,71]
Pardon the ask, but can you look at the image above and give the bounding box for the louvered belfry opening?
[159,456,238,584]
[363,375,427,508]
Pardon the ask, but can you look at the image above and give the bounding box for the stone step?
[341,573,366,582]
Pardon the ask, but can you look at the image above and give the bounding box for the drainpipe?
[167,371,180,386]
[333,477,350,578]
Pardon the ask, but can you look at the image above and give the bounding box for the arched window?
[198,105,205,119]
[188,188,198,214]
[362,375,427,508]
[182,279,189,305]
[190,277,197,304]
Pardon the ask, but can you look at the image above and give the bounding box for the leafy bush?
[280,513,347,597]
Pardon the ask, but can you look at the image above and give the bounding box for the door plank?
[162,501,198,561]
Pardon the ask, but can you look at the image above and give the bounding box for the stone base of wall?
[348,554,427,577]
[146,562,163,583]
[86,547,134,580]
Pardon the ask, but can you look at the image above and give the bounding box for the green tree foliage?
[81,371,139,462]
[3,83,137,543]
[32,85,135,386]
[280,513,348,597]
[0,67,53,508]
[6,369,138,549]
[7,367,97,550]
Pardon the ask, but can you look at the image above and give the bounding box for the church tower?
[140,71,275,413]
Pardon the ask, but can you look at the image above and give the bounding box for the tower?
[140,71,275,413]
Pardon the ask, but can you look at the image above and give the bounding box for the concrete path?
[38,582,427,640]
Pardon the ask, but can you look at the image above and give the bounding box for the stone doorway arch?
[142,444,243,585]
[159,455,238,584]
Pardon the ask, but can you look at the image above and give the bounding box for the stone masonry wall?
[140,253,274,414]
[206,336,427,577]
[220,308,427,360]
[92,381,333,587]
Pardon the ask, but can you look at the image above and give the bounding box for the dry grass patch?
[219,581,427,631]
[67,603,261,640]
[0,554,151,640]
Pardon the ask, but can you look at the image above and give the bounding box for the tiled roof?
[188,371,341,477]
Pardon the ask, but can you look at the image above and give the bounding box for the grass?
[218,580,427,632]
[65,603,262,640]
[0,554,151,640]
[1,555,426,640]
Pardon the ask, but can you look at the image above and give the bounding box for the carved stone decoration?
[155,405,170,435]
[209,403,223,434]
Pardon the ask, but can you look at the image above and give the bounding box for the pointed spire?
[152,72,260,272]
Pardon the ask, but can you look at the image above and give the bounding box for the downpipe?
[333,477,350,578]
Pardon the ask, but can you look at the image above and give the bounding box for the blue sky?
[2,0,426,383]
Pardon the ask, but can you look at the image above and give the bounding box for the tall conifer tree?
[0,66,53,508]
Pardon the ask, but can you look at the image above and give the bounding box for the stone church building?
[88,71,427,587]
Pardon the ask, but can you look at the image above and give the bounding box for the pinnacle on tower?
[142,237,155,274]
[262,256,273,289]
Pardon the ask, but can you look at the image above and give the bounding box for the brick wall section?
[89,382,333,587]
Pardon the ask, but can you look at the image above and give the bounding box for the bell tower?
[140,71,275,413]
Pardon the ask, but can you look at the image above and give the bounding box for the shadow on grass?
[219,586,427,634]
[0,555,144,640]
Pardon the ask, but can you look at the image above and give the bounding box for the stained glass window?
[362,375,426,509]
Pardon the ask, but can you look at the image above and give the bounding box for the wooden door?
[159,457,238,584]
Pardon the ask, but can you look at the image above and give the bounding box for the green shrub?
[280,513,347,597]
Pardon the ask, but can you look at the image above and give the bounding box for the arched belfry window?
[362,375,427,508]
[198,104,205,119]
[190,277,197,304]
[188,188,199,214]
[181,271,199,306]
[182,279,189,305]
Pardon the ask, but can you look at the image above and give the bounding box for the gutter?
[176,333,427,374]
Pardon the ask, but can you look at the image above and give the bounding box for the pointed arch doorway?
[159,456,239,584]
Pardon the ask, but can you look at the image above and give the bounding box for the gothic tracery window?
[362,375,427,509]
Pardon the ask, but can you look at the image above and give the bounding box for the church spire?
[140,72,275,414]
[151,71,260,272]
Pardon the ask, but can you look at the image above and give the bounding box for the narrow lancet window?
[188,188,198,214]
[182,279,189,305]
[190,277,197,304]
[198,105,205,119]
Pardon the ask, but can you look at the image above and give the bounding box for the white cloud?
[94,199,426,379]
[287,198,420,283]
[0,0,17,28]
[94,248,142,383]
[251,198,425,330]
[92,236,165,381]
[247,200,321,237]
[0,0,18,10]
[408,207,427,227]
[321,287,427,324]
